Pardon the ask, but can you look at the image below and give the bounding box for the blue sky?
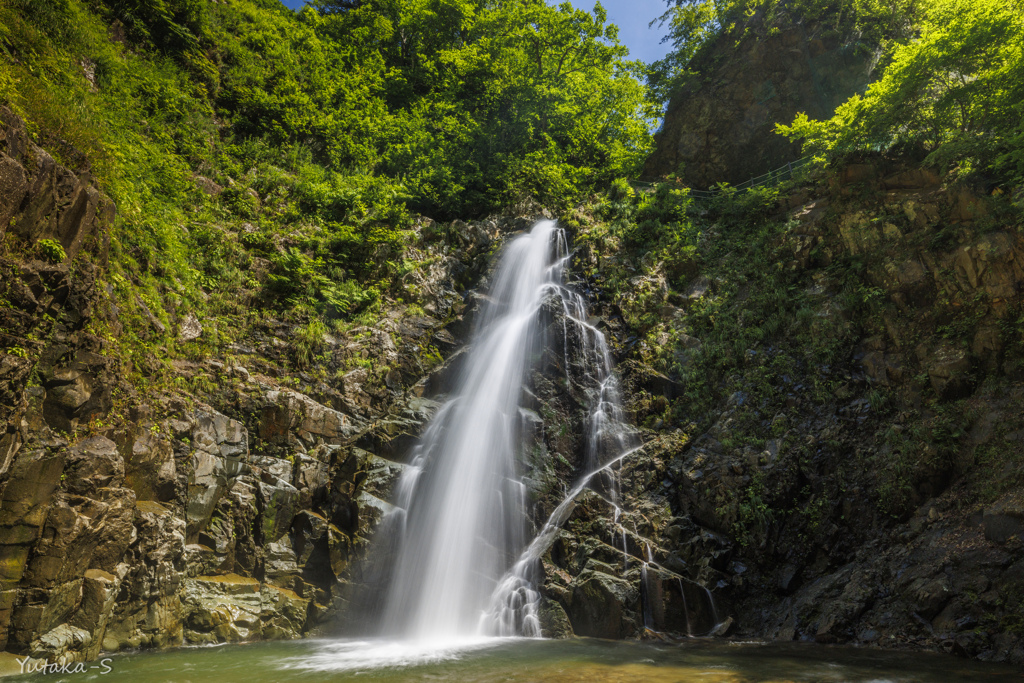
[277,0,673,65]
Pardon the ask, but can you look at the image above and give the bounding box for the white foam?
[281,637,515,673]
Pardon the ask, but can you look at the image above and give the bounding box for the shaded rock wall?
[0,107,113,263]
[643,13,877,188]
[576,158,1024,665]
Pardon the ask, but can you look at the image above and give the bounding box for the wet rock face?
[568,561,639,639]
[515,292,728,642]
[643,18,877,188]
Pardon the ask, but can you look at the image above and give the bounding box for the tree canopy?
[778,0,1024,184]
[0,0,657,323]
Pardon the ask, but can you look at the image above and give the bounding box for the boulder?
[264,539,300,589]
[28,623,91,662]
[178,313,203,341]
[186,411,249,540]
[538,597,574,638]
[182,574,308,644]
[259,584,309,640]
[183,574,262,642]
[983,493,1024,543]
[63,436,124,495]
[922,344,972,400]
[260,390,363,449]
[124,429,176,502]
[567,561,639,639]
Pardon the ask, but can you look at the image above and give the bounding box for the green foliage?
[294,317,328,368]
[608,178,635,202]
[876,403,971,518]
[778,0,1024,183]
[733,471,774,547]
[6,346,28,359]
[356,0,659,216]
[36,238,66,262]
[222,185,260,219]
[0,0,658,383]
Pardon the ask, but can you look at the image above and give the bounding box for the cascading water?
[370,219,638,643]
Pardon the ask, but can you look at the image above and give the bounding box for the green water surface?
[6,637,1020,682]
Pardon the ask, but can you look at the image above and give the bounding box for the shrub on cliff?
[778,0,1024,183]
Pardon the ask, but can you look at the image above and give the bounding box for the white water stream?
[371,220,638,647]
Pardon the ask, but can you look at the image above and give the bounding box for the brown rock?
[983,493,1024,543]
[0,153,27,233]
[64,436,124,495]
[925,344,972,399]
[882,168,941,190]
[124,429,176,502]
[644,19,877,187]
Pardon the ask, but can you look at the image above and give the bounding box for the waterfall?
[372,220,637,641]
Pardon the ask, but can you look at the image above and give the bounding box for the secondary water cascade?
[369,220,638,642]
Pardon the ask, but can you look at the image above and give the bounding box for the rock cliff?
[552,158,1024,666]
[0,104,545,668]
[3,97,1024,672]
[643,10,878,188]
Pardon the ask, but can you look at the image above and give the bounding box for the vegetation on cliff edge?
[0,0,655,386]
[779,0,1024,186]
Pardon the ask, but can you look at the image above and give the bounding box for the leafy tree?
[648,0,738,102]
[313,0,658,216]
[778,0,1024,182]
[0,0,657,327]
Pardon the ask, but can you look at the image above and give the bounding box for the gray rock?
[0,152,27,232]
[29,623,91,661]
[568,561,639,639]
[264,539,299,589]
[178,313,203,341]
[186,411,249,540]
[644,18,876,188]
[260,389,364,449]
[983,494,1024,543]
[258,477,299,544]
[124,429,176,502]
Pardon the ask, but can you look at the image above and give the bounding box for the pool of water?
[6,637,1020,682]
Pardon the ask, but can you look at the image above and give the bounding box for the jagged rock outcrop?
[643,11,878,188]
[0,106,114,262]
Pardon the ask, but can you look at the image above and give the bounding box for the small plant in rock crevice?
[37,238,66,262]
